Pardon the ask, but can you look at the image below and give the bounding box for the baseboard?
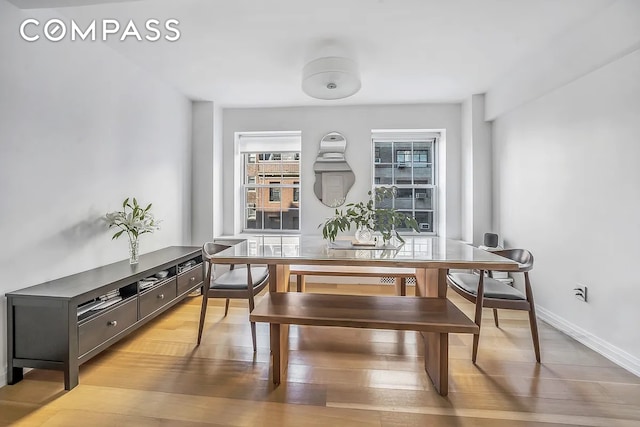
[1,367,6,387]
[537,306,640,377]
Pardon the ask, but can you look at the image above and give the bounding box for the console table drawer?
[78,298,137,356]
[177,264,203,295]
[140,278,177,318]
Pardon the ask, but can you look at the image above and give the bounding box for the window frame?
[371,133,438,236]
[241,149,301,233]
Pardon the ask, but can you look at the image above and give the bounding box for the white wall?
[461,98,473,244]
[191,101,214,245]
[461,94,494,246]
[222,104,461,238]
[486,0,640,120]
[492,49,640,373]
[191,101,224,244]
[470,94,493,247]
[0,1,192,385]
[213,104,224,237]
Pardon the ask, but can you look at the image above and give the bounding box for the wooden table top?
[211,236,518,270]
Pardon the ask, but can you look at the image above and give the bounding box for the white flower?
[104,197,160,241]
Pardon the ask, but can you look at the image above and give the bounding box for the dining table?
[210,235,519,394]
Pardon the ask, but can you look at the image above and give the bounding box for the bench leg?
[270,323,281,384]
[422,331,449,396]
[296,274,306,292]
[270,323,289,385]
[393,277,407,296]
[268,265,290,386]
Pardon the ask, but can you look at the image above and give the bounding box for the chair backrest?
[492,249,533,272]
[202,242,231,261]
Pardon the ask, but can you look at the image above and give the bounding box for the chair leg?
[472,273,485,363]
[528,308,541,363]
[250,322,257,352]
[197,291,209,345]
[248,291,257,352]
[224,299,230,316]
[493,309,499,328]
[524,272,541,363]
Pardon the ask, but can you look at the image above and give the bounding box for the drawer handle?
[190,277,195,282]
[107,320,117,327]
[157,294,165,300]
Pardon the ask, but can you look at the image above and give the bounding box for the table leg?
[268,264,290,385]
[416,268,449,395]
[422,331,449,396]
[269,264,290,292]
[415,268,447,297]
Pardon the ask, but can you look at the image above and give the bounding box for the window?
[259,153,281,161]
[293,181,300,202]
[269,183,281,202]
[372,132,438,234]
[396,150,412,164]
[239,132,301,232]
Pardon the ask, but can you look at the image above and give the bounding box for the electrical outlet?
[574,284,588,302]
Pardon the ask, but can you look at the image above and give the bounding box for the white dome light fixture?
[302,56,361,100]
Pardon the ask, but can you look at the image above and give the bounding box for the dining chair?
[446,249,540,363]
[198,242,269,351]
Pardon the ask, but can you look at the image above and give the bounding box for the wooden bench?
[250,292,479,396]
[289,264,416,295]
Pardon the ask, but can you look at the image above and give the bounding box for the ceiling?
[28,0,614,107]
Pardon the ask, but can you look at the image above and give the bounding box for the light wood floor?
[2,283,640,426]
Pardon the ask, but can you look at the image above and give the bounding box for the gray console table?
[6,246,204,390]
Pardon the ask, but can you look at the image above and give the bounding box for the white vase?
[354,227,373,244]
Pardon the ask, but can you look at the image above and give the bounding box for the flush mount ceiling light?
[302,56,361,100]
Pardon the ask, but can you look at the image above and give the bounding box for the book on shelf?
[92,296,122,310]
[77,289,123,316]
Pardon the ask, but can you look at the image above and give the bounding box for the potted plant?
[104,197,160,264]
[319,187,419,245]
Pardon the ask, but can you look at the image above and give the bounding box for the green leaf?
[112,230,124,240]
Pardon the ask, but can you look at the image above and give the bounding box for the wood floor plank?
[0,380,66,405]
[326,384,640,419]
[38,409,225,427]
[1,282,639,426]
